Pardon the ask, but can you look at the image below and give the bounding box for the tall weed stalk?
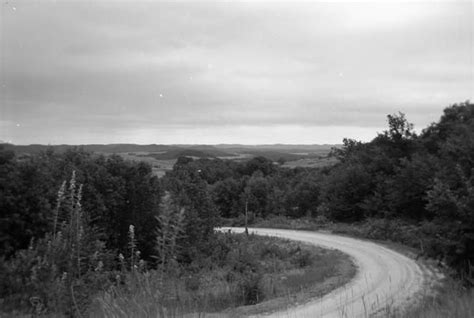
[155,192,185,284]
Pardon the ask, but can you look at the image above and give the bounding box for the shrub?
[238,272,265,305]
[0,172,112,316]
[292,249,314,268]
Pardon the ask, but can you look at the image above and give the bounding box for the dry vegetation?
[90,233,355,317]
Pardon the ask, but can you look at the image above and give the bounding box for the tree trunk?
[245,198,249,236]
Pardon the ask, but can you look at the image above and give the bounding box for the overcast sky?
[1,0,472,145]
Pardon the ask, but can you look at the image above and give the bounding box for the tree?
[0,148,163,261]
[242,156,276,176]
[166,162,219,262]
[385,112,415,141]
[319,163,372,221]
[284,173,321,218]
[246,172,271,218]
[212,177,241,218]
[385,154,437,220]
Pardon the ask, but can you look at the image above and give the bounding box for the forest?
[0,101,473,316]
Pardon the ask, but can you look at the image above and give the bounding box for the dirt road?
[221,227,442,318]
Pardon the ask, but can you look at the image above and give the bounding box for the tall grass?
[92,232,354,317]
[93,191,188,317]
[393,284,474,318]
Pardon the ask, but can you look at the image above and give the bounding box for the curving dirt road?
[220,227,443,318]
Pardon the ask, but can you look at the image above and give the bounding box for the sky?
[1,0,472,145]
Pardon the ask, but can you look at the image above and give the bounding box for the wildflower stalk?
[53,181,66,239]
[129,224,137,272]
[155,192,185,285]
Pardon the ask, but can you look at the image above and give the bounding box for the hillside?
[2,143,338,161]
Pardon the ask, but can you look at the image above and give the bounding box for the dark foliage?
[0,147,162,260]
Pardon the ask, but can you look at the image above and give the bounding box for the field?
[115,145,338,177]
[2,143,340,178]
[113,152,176,177]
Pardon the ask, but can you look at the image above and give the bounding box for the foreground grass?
[91,232,355,317]
[389,283,474,318]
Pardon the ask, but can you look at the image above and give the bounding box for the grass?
[90,232,355,317]
[399,286,474,318]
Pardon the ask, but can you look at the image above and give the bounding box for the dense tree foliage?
[0,148,162,260]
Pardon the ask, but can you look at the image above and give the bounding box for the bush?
[292,249,314,268]
[238,272,265,305]
[0,173,113,316]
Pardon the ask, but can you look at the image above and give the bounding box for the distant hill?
[214,144,339,151]
[0,143,235,159]
[0,143,175,154]
[142,148,234,160]
[1,143,340,163]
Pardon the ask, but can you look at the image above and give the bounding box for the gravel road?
[221,227,443,318]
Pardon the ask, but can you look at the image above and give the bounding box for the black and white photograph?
[1,0,473,317]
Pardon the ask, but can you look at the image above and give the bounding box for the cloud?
[1,0,472,144]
